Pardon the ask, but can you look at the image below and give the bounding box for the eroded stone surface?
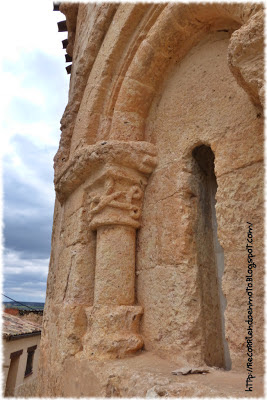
[37,2,264,397]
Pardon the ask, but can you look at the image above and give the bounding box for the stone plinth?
[81,305,143,359]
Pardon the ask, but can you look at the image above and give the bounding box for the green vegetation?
[3,301,44,311]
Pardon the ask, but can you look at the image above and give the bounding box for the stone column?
[71,141,158,359]
[54,140,157,359]
[94,225,136,306]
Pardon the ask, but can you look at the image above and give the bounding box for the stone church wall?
[37,2,264,396]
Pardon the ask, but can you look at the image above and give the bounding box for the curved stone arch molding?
[109,2,264,142]
[54,2,119,170]
[54,2,263,202]
[68,3,165,153]
[54,3,164,181]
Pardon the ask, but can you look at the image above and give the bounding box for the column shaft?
[94,225,136,305]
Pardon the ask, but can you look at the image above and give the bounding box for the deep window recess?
[192,145,231,370]
[24,345,37,378]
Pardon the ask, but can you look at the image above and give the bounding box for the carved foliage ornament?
[89,176,142,220]
[86,171,146,230]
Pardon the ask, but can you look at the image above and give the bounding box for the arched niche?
[135,28,262,367]
[54,3,263,177]
[192,144,231,370]
[109,3,263,141]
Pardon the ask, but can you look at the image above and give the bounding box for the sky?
[1,0,70,302]
[1,0,265,304]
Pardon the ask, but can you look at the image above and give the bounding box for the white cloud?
[1,0,69,153]
[4,249,49,277]
[3,135,56,210]
[1,0,69,302]
[3,72,46,108]
[1,0,68,60]
[3,249,49,302]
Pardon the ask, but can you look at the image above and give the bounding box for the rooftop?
[3,312,42,340]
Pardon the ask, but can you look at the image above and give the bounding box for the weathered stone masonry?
[55,140,157,358]
[38,2,264,397]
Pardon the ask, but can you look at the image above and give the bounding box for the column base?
[81,305,144,359]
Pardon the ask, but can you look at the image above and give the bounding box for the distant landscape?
[3,301,45,310]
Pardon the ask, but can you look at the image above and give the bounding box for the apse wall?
[136,31,264,372]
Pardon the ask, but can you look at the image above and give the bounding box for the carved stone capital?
[55,140,157,205]
[85,166,147,230]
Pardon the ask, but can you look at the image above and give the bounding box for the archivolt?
[108,2,264,142]
[55,2,263,174]
[69,3,165,157]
